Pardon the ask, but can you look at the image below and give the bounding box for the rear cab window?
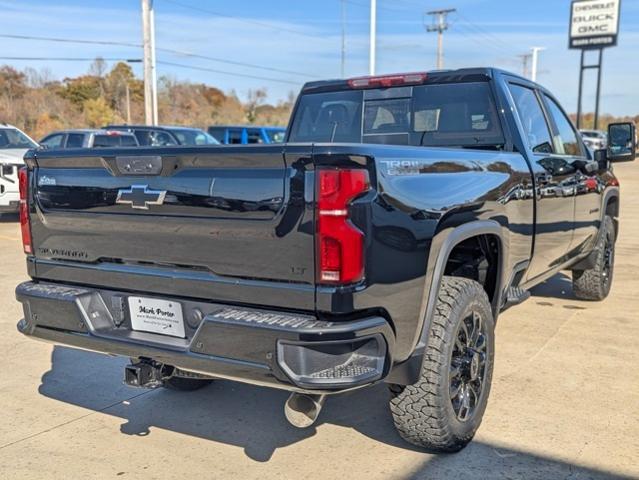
[92,134,137,148]
[288,81,505,149]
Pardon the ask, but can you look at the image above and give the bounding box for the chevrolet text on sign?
[570,0,621,49]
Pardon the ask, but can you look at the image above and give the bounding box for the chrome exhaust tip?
[284,393,326,428]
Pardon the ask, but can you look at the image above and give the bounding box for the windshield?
[169,129,220,146]
[0,128,38,149]
[289,82,505,148]
[266,129,286,143]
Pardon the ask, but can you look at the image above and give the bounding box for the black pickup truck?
[15,68,636,452]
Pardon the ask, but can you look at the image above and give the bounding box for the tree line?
[1,59,637,141]
[0,59,295,140]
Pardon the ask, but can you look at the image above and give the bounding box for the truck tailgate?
[28,145,315,310]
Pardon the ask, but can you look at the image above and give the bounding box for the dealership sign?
[570,0,621,49]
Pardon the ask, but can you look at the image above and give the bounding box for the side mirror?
[593,149,609,171]
[608,122,636,161]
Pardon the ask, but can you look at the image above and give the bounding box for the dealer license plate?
[128,296,185,338]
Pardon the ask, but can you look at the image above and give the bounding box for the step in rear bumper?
[16,281,395,394]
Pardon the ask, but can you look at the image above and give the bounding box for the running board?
[502,287,531,310]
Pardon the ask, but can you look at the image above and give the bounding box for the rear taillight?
[18,167,32,254]
[317,168,370,284]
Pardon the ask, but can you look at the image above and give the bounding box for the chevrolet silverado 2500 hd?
[16,68,636,452]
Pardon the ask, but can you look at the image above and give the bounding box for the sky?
[0,0,637,116]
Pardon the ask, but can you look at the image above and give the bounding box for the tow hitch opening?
[124,359,171,389]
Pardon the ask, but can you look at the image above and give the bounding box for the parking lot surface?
[0,161,638,480]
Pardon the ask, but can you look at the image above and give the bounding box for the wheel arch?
[602,189,619,240]
[385,220,508,385]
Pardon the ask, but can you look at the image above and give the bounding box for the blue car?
[207,125,286,145]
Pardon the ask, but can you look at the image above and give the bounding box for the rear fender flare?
[386,220,508,385]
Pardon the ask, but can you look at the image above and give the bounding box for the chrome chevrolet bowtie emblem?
[116,185,166,210]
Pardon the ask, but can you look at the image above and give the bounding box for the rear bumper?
[16,281,395,394]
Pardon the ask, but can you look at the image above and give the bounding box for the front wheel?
[572,215,615,301]
[389,276,495,452]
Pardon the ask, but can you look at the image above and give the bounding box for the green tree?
[83,97,116,127]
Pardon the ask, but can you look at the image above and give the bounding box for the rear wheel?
[572,215,615,301]
[389,276,495,452]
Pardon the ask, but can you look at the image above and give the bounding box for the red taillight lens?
[317,169,370,284]
[18,167,32,254]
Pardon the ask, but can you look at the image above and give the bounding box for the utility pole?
[518,52,532,79]
[125,83,131,124]
[369,0,376,75]
[530,46,545,82]
[141,0,158,125]
[426,8,456,70]
[341,0,346,78]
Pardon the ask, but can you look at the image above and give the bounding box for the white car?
[579,129,608,151]
[0,124,38,213]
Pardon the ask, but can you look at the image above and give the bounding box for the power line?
[454,13,524,54]
[160,0,323,39]
[0,33,139,48]
[0,56,141,62]
[0,33,314,78]
[0,57,302,86]
[157,61,302,85]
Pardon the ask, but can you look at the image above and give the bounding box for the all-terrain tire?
[389,276,495,452]
[162,376,213,391]
[572,215,616,301]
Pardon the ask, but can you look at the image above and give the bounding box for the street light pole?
[369,0,376,75]
[341,0,346,78]
[530,46,545,82]
[141,0,158,125]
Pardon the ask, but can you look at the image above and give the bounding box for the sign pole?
[576,50,584,129]
[569,0,620,131]
[594,49,603,129]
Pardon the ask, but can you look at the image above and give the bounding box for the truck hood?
[0,148,28,165]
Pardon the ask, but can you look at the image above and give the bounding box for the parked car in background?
[579,129,608,151]
[105,125,220,146]
[207,125,286,144]
[39,129,139,149]
[0,123,38,213]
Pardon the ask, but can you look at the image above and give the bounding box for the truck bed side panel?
[313,144,534,361]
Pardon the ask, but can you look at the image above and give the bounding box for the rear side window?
[65,133,85,148]
[508,84,553,154]
[266,129,285,143]
[543,95,582,156]
[411,83,503,147]
[289,82,504,148]
[246,129,264,144]
[120,135,138,147]
[208,127,226,142]
[40,133,65,149]
[228,130,243,144]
